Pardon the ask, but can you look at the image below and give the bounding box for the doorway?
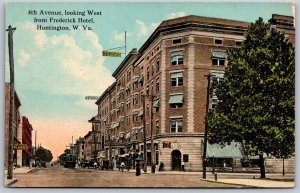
[171,150,181,171]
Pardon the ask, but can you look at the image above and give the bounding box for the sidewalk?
[203,179,295,188]
[4,167,35,186]
[118,167,295,188]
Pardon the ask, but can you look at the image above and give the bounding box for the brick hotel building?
[84,14,295,172]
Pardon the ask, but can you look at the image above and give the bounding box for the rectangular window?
[173,38,182,44]
[156,58,160,72]
[212,98,218,109]
[146,85,149,96]
[211,71,224,108]
[214,39,223,45]
[235,41,242,46]
[170,118,183,133]
[212,58,225,66]
[171,51,183,65]
[147,67,150,80]
[140,91,144,102]
[170,72,183,86]
[156,78,160,92]
[152,64,154,76]
[134,129,138,141]
[151,81,154,94]
[141,129,144,140]
[156,120,159,135]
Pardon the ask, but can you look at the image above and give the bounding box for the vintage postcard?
[4,0,295,188]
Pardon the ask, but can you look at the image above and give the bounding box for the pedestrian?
[94,162,97,169]
[181,161,185,172]
[135,161,141,176]
[120,161,125,172]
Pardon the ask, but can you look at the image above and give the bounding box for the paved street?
[8,165,244,188]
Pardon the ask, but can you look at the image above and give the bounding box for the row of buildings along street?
[70,14,295,174]
[4,83,34,169]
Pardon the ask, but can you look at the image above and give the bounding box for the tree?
[36,146,53,163]
[208,17,295,178]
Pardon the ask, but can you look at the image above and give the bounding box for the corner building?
[93,15,294,172]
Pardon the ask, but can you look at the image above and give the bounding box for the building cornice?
[139,15,249,54]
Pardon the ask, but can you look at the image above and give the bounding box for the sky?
[4,1,294,160]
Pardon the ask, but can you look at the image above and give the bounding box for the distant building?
[5,83,22,168]
[83,132,93,161]
[21,116,33,167]
[75,137,85,164]
[88,14,295,172]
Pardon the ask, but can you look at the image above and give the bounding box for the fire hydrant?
[214,172,218,181]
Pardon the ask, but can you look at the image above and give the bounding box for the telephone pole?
[6,25,16,180]
[202,73,214,179]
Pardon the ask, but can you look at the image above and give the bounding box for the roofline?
[5,82,21,106]
[112,48,138,77]
[139,15,249,54]
[95,82,116,105]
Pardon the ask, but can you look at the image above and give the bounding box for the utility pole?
[142,94,147,172]
[202,73,214,179]
[6,25,16,180]
[150,92,155,173]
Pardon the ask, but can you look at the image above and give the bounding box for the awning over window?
[125,132,131,139]
[125,84,130,91]
[138,109,144,117]
[211,70,224,78]
[119,132,124,138]
[153,99,159,108]
[206,142,243,158]
[138,75,144,83]
[171,51,183,57]
[170,72,183,78]
[111,122,120,129]
[133,77,139,83]
[212,49,227,58]
[246,153,268,159]
[169,94,183,104]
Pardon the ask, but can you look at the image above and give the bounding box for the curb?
[28,168,37,173]
[202,179,256,188]
[5,179,18,186]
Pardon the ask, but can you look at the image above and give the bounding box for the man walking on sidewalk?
[181,161,185,172]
